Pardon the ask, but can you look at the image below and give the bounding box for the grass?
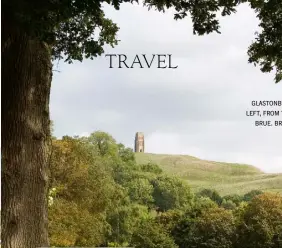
[135,152,282,196]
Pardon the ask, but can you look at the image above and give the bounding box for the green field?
[135,153,282,195]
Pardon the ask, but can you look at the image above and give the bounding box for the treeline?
[48,131,282,248]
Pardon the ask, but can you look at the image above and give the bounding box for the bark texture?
[1,16,52,248]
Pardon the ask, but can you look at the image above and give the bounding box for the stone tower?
[135,132,144,153]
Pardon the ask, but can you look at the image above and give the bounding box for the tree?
[2,4,120,246]
[141,162,163,174]
[221,199,237,210]
[173,207,236,248]
[172,197,218,248]
[235,192,282,248]
[2,0,281,247]
[87,131,118,157]
[223,194,243,206]
[48,136,119,247]
[106,203,150,245]
[152,175,192,212]
[243,189,264,202]
[126,178,154,205]
[197,189,223,205]
[131,219,178,248]
[49,198,108,247]
[117,143,136,164]
[194,207,236,248]
[156,209,184,232]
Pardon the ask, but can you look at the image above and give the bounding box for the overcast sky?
[50,3,282,173]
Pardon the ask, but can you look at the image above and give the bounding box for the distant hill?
[135,153,282,196]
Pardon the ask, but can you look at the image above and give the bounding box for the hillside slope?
[135,153,282,195]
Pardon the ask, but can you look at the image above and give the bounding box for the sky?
[50,3,282,173]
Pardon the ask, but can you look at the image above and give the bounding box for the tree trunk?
[1,19,52,248]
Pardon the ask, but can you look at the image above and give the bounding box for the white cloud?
[50,3,282,173]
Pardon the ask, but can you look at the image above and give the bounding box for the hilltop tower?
[135,132,144,153]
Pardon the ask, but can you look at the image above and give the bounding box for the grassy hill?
[135,153,282,196]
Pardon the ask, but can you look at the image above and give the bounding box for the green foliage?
[194,207,236,248]
[232,201,249,225]
[156,209,184,232]
[236,192,282,248]
[221,199,237,210]
[48,131,282,247]
[191,197,219,217]
[49,135,119,246]
[131,219,178,248]
[118,143,136,164]
[172,197,218,247]
[173,207,236,248]
[152,175,193,211]
[49,131,190,246]
[141,162,163,174]
[243,189,264,202]
[247,0,282,83]
[49,198,108,247]
[86,131,118,157]
[197,188,223,205]
[106,203,150,245]
[172,215,198,248]
[126,177,154,205]
[222,194,243,206]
